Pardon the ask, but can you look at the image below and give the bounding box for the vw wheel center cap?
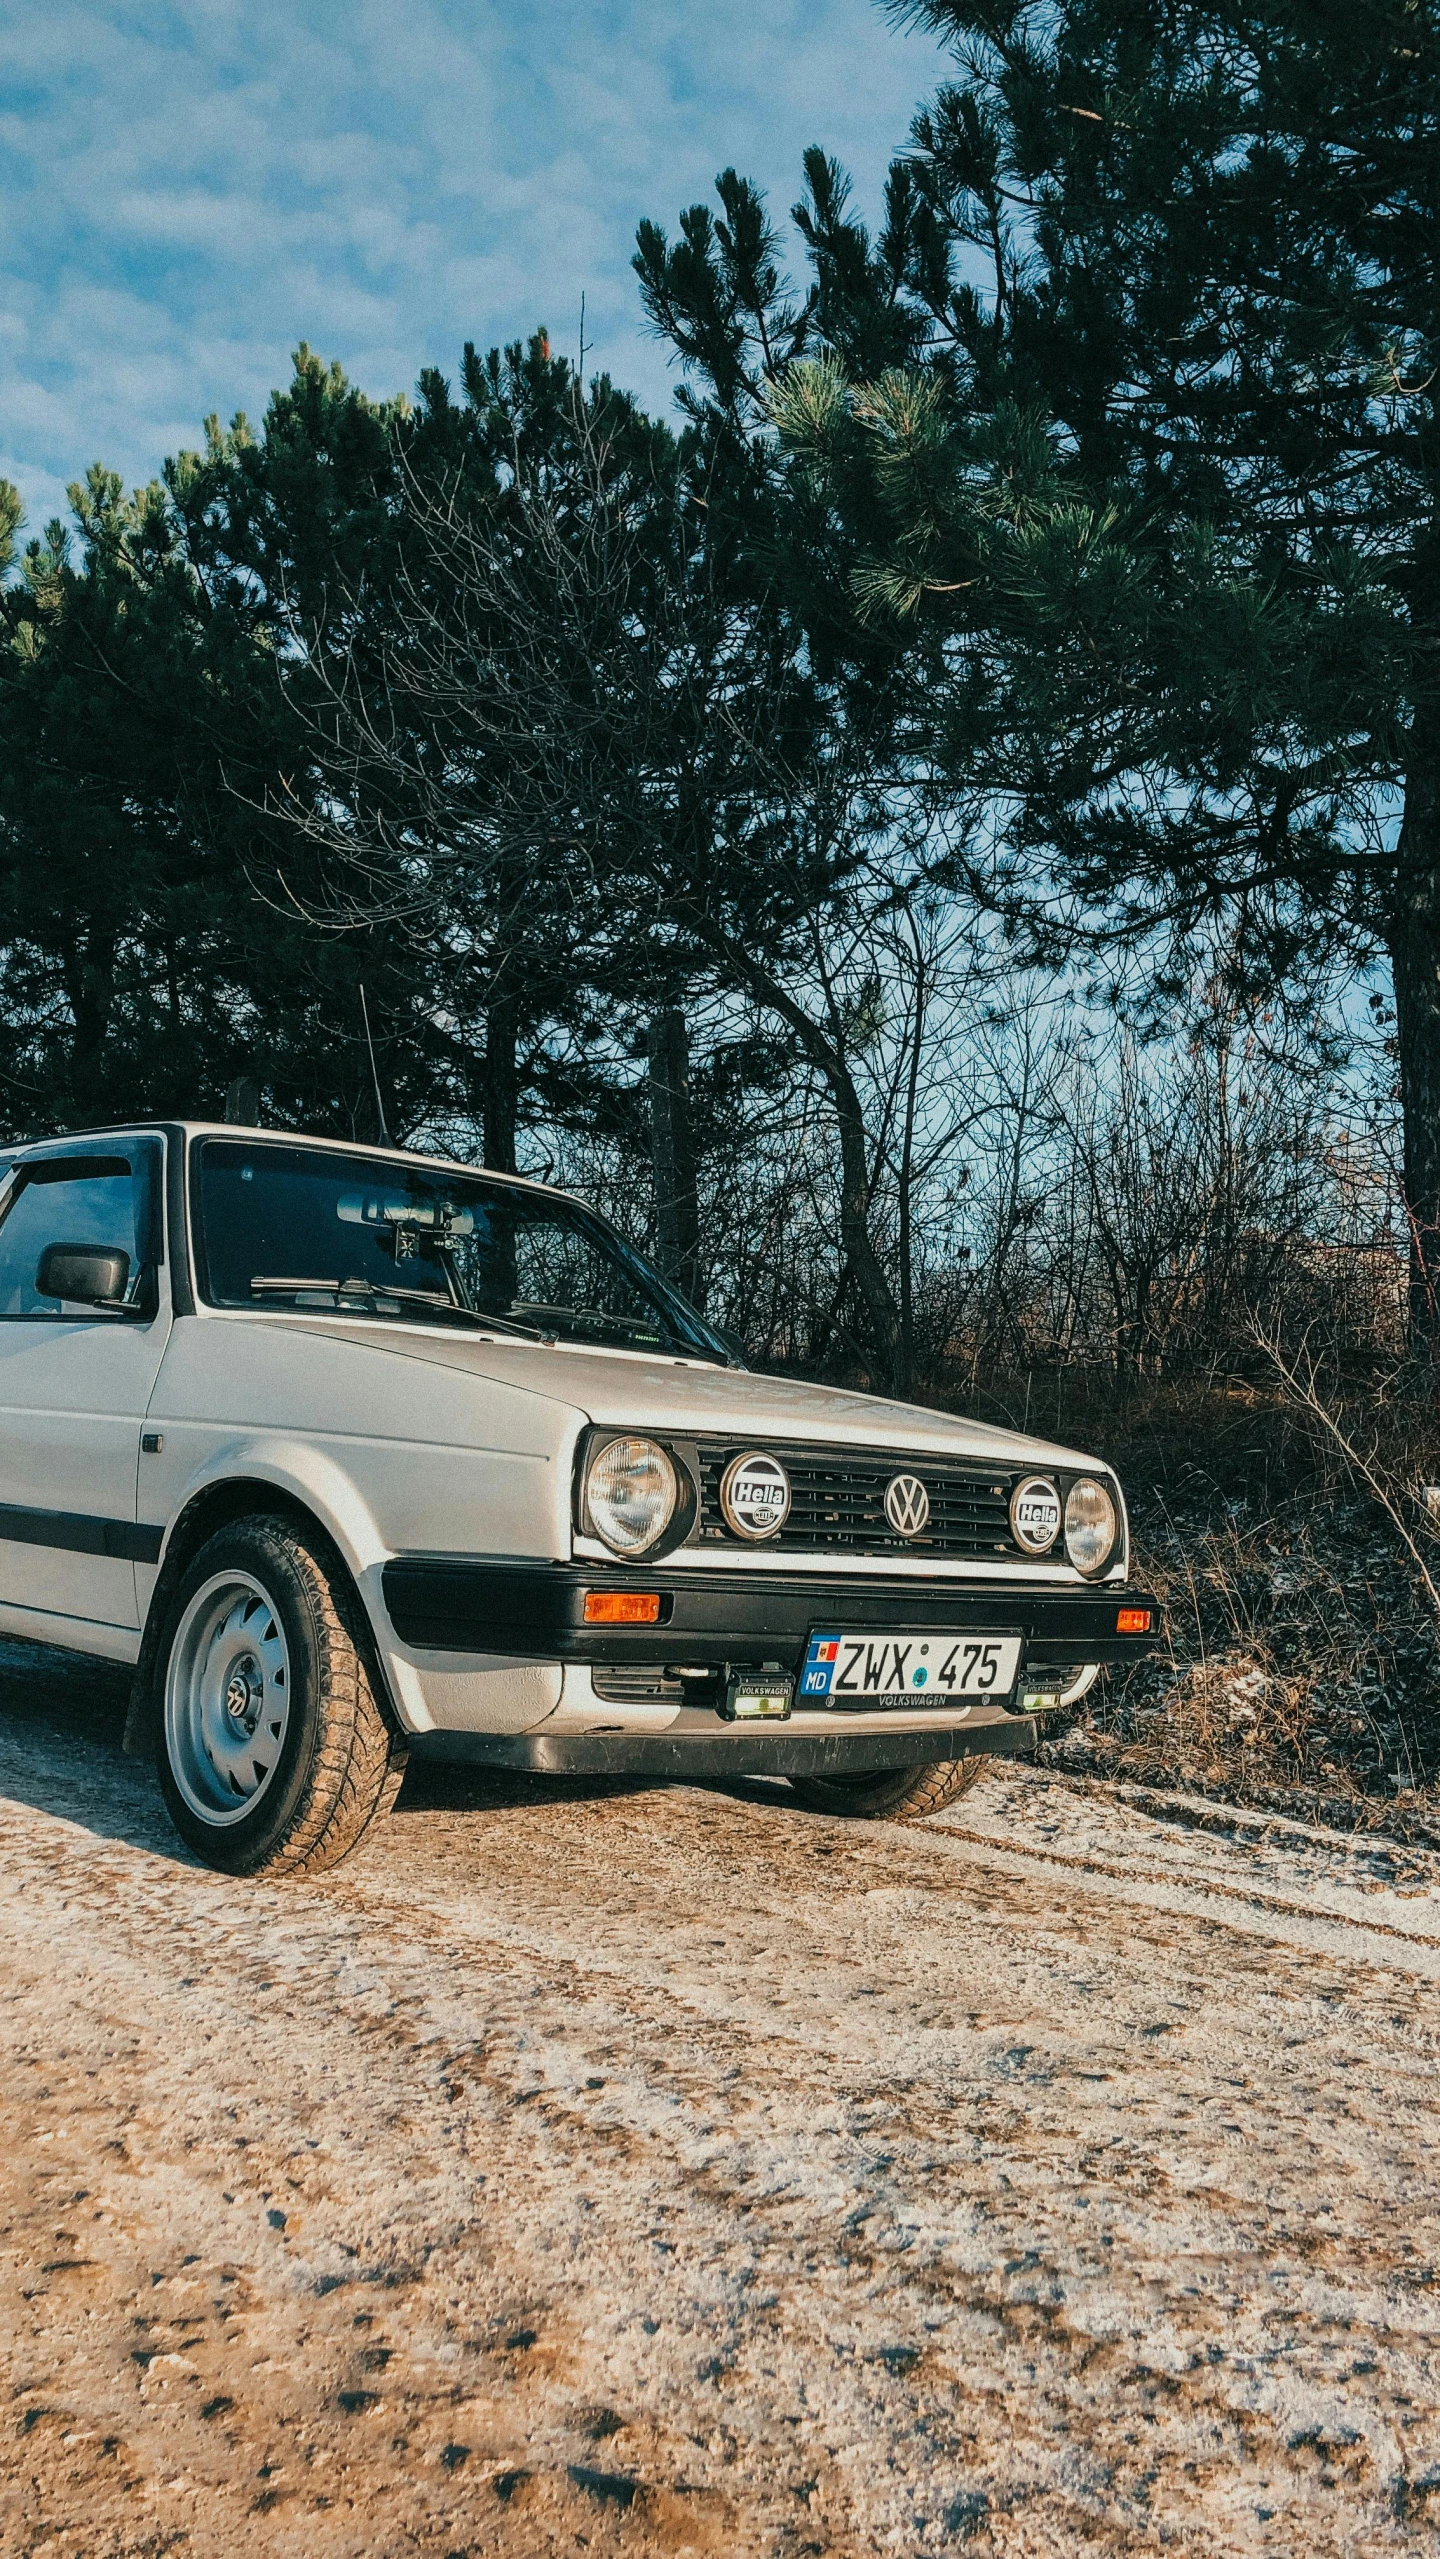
[720,1451,791,1539]
[884,1473,931,1537]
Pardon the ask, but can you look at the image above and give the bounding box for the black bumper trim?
[382,1554,1159,1670]
[406,1716,1037,1778]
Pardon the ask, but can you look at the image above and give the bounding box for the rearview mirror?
[36,1242,133,1310]
[337,1190,474,1237]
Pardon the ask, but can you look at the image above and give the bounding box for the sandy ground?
[2,1646,1439,2557]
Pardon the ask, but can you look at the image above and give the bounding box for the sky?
[0,0,943,537]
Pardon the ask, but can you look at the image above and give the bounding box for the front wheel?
[156,1516,407,1876]
[787,1758,985,1822]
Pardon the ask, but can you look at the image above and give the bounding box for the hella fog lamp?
[1064,1476,1118,1576]
[584,1435,678,1558]
[1010,1474,1061,1555]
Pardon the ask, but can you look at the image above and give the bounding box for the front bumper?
[407,1715,1038,1777]
[382,1555,1159,1675]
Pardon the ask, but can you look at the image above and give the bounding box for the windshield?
[192,1138,733,1363]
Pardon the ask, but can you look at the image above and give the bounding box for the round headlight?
[1064,1476,1118,1576]
[584,1435,678,1557]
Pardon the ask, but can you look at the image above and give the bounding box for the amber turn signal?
[583,1590,662,1625]
[1115,1607,1152,1634]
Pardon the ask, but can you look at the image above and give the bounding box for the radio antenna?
[359,984,392,1146]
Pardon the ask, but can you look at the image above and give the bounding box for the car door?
[0,1137,171,1632]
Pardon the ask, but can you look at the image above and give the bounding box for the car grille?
[590,1666,688,1704]
[693,1441,1018,1562]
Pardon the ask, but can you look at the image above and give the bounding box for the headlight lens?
[1064,1476,1118,1576]
[584,1435,678,1557]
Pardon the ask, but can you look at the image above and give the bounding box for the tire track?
[1,1666,1438,2556]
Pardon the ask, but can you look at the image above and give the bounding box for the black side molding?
[0,1502,162,1565]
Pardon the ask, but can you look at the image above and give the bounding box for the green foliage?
[0,347,475,1139]
[637,3,1420,1062]
[822,0,1434,962]
[2,3,1436,1355]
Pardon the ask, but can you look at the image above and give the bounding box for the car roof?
[0,1122,572,1205]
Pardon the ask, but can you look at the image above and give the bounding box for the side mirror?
[36,1242,133,1311]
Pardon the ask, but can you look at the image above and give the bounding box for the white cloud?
[0,0,942,532]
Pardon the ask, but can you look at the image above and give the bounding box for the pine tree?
[756,1,1440,1318]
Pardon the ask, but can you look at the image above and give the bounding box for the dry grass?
[937,1364,1440,1841]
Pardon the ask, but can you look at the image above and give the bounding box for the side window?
[0,1154,155,1319]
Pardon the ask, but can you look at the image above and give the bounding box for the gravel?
[1,1640,1438,2554]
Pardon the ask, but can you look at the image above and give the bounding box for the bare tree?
[261,380,935,1382]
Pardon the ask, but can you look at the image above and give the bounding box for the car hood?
[283,1316,1107,1473]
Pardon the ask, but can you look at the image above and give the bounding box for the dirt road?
[2,1643,1438,2557]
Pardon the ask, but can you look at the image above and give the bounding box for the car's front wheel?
[787,1758,985,1821]
[155,1516,407,1876]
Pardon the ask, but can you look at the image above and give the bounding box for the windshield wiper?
[247,1278,555,1341]
[519,1299,728,1363]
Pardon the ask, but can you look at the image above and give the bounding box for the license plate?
[799,1628,1023,1707]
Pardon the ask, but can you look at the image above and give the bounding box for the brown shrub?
[940,1365,1440,1840]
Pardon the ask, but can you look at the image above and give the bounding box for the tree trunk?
[62,925,116,1124]
[705,928,903,1391]
[647,1008,703,1307]
[1385,751,1440,1341]
[831,1062,903,1392]
[483,976,519,1174]
[224,1075,262,1126]
[895,943,925,1398]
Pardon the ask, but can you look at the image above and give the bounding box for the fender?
[148,1433,391,1588]
[124,1436,395,1757]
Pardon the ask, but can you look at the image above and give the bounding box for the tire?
[155,1515,408,1877]
[787,1757,986,1822]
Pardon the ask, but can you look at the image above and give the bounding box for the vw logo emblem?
[884,1472,930,1538]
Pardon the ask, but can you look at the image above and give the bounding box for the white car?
[0,1124,1157,1874]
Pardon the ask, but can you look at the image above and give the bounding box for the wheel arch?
[124,1474,399,1758]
